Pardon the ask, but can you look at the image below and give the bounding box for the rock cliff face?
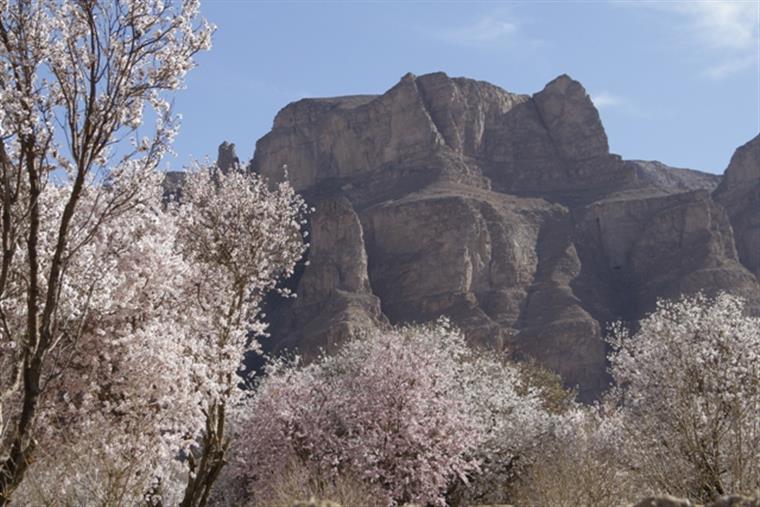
[714,135,760,279]
[247,72,759,400]
[625,160,721,194]
[268,196,386,356]
[217,141,241,174]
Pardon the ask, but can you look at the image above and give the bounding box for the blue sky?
[168,0,760,175]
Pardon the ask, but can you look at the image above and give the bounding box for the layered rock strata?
[243,72,758,400]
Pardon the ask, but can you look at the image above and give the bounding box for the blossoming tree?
[171,167,307,507]
[229,320,554,507]
[608,293,760,501]
[0,1,308,504]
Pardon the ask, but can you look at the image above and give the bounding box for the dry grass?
[253,459,385,507]
[510,438,640,507]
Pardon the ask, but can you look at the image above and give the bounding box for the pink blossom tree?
[229,320,554,507]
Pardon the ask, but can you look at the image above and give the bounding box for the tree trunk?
[179,402,229,507]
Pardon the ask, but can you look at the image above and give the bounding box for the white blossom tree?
[607,293,760,501]
[5,177,203,505]
[171,167,308,507]
[0,0,213,499]
[0,1,308,504]
[0,165,308,506]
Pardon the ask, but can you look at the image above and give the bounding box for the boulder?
[709,496,760,507]
[634,496,693,507]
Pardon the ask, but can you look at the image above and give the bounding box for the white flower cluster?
[0,1,306,503]
[0,162,307,505]
[607,293,760,500]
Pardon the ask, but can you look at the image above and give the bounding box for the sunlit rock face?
[714,134,760,280]
[625,160,721,194]
[249,72,759,401]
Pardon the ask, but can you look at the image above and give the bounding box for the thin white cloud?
[425,13,521,47]
[643,1,759,80]
[590,91,649,117]
[591,91,625,109]
[702,54,756,80]
[448,16,517,44]
[672,1,758,51]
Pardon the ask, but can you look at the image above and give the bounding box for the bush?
[511,407,640,507]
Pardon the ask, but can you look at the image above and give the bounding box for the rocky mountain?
[238,72,758,400]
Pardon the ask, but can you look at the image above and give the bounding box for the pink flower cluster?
[230,320,553,506]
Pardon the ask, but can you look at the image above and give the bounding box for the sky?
[167,0,760,175]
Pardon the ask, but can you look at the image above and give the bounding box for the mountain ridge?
[223,72,757,400]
